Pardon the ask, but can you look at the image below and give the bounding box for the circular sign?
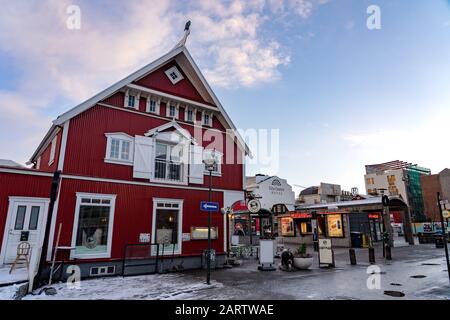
[247,199,261,213]
[443,210,450,219]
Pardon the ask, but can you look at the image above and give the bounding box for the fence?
[122,243,161,277]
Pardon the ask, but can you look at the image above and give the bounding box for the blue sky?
[0,0,449,194]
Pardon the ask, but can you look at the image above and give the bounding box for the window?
[148,100,157,113]
[203,149,222,175]
[28,206,40,230]
[165,101,179,119]
[299,221,313,235]
[14,206,26,230]
[202,112,213,127]
[366,177,374,185]
[72,193,116,259]
[105,133,134,165]
[125,90,139,109]
[152,199,183,255]
[185,108,194,122]
[147,96,159,114]
[49,136,57,165]
[169,105,176,117]
[154,142,183,182]
[164,66,184,84]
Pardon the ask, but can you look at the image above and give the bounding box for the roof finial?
[173,21,191,49]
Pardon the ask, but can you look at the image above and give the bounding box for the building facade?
[364,160,430,222]
[0,35,249,278]
[421,168,450,221]
[296,183,342,205]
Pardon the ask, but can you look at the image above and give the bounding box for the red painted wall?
[52,177,225,262]
[38,130,62,172]
[134,61,211,105]
[0,171,52,251]
[63,105,243,190]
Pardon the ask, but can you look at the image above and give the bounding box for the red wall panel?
[53,178,225,261]
[38,130,62,172]
[0,172,52,251]
[64,105,243,190]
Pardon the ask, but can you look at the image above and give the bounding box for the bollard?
[369,247,376,264]
[349,248,357,265]
[385,245,392,260]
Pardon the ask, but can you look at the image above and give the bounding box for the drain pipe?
[34,171,61,290]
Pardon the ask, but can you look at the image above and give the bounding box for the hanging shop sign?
[280,217,295,237]
[190,227,218,240]
[327,214,344,238]
[247,199,261,213]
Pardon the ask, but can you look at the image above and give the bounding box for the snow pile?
[0,273,222,300]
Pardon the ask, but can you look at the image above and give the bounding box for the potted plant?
[293,243,313,270]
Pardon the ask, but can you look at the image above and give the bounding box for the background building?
[296,183,342,205]
[364,160,431,222]
[421,168,450,221]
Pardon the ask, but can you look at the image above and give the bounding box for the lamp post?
[203,149,217,285]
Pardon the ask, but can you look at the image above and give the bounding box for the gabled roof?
[144,120,195,144]
[30,36,251,162]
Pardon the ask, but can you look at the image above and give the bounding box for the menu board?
[327,214,344,238]
[191,227,218,240]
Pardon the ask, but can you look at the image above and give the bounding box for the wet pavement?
[186,239,450,300]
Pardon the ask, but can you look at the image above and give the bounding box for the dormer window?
[164,66,184,85]
[166,101,179,119]
[124,90,139,110]
[147,96,160,114]
[202,112,213,127]
[185,108,195,123]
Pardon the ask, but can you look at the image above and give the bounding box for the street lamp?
[203,149,218,285]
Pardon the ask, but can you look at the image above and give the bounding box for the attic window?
[165,66,184,85]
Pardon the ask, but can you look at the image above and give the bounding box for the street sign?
[200,201,220,212]
[247,199,261,213]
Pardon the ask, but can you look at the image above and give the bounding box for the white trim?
[127,84,218,112]
[151,198,183,255]
[184,107,196,123]
[164,66,184,84]
[144,120,193,142]
[57,120,70,171]
[0,197,50,265]
[104,133,134,165]
[46,178,63,261]
[124,89,140,110]
[70,193,117,260]
[48,136,57,166]
[146,96,160,115]
[165,100,180,119]
[0,167,54,177]
[201,110,213,127]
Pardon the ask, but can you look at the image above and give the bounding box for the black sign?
[20,231,29,242]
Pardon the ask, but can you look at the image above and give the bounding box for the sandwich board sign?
[318,238,335,268]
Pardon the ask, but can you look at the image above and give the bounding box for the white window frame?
[48,136,57,166]
[184,107,196,123]
[151,138,189,185]
[124,90,140,110]
[202,111,213,127]
[151,198,183,255]
[70,193,117,260]
[166,101,179,119]
[203,149,223,177]
[164,66,184,85]
[146,96,160,114]
[105,133,134,166]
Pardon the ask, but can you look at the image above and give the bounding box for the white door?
[3,200,47,264]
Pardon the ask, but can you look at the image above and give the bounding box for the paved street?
[1,239,448,300]
[186,240,450,300]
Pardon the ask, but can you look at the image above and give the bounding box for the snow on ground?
[0,266,27,286]
[0,273,223,300]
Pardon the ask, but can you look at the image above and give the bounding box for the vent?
[165,66,184,84]
[90,265,116,276]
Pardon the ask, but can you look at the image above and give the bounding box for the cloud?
[0,0,325,163]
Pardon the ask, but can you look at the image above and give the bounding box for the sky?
[0,0,449,195]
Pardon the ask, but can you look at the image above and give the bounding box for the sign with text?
[319,238,333,265]
[200,201,219,212]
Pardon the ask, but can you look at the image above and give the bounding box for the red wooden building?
[0,30,249,279]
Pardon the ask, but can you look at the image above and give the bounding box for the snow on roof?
[0,159,25,168]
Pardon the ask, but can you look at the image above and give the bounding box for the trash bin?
[350,232,363,248]
[435,235,444,249]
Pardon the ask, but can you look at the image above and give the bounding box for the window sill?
[71,253,111,260]
[104,158,133,166]
[150,178,188,186]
